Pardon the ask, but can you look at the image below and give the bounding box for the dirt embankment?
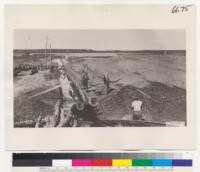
[97,82,186,124]
[14,70,60,127]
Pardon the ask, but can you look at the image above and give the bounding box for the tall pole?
[45,36,48,66]
[50,43,52,63]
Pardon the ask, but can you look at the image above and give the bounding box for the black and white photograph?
[13,29,186,128]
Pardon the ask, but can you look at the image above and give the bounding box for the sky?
[14,30,185,50]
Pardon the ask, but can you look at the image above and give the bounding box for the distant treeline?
[13,49,186,54]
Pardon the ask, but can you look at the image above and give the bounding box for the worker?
[131,98,143,120]
[81,70,89,91]
[81,70,85,88]
[103,74,110,94]
[84,72,89,92]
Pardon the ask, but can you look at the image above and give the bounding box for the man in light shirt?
[131,98,143,120]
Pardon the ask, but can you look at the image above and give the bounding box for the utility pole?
[45,36,48,66]
[50,43,52,64]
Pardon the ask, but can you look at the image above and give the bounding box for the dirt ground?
[69,52,186,124]
[14,51,186,127]
[14,58,60,127]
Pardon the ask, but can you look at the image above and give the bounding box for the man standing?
[84,72,89,92]
[103,74,110,94]
[81,70,89,92]
[131,98,143,120]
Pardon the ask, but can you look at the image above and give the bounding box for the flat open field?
[14,51,186,127]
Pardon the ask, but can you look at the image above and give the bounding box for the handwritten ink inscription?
[171,5,192,14]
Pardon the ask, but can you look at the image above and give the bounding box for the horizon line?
[13,48,186,51]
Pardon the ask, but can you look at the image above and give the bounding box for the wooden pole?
[50,43,52,63]
[45,36,48,66]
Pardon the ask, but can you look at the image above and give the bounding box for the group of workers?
[81,70,110,94]
[60,65,144,123]
[81,70,144,120]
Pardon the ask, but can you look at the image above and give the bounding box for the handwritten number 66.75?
[171,5,192,14]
